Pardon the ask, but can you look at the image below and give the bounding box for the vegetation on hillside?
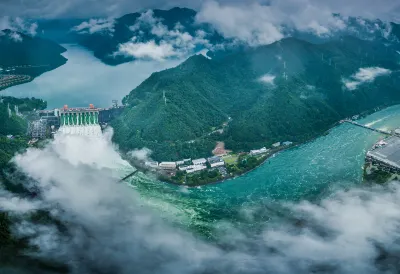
[113,36,400,161]
[0,30,67,90]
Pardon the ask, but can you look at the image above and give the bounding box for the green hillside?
[0,30,67,90]
[112,36,400,161]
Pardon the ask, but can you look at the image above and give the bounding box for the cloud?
[0,16,37,36]
[196,1,284,46]
[259,74,276,85]
[114,10,213,61]
[116,40,177,61]
[4,127,400,273]
[128,148,153,164]
[342,67,391,90]
[72,18,115,35]
[0,0,399,22]
[4,129,400,273]
[9,31,23,42]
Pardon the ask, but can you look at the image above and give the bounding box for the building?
[176,160,185,166]
[272,142,281,148]
[145,161,159,169]
[366,136,400,173]
[207,156,225,168]
[186,165,207,173]
[250,147,269,156]
[192,158,207,165]
[159,162,177,170]
[282,141,293,146]
[59,104,100,126]
[28,119,47,139]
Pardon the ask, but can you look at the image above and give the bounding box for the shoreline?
[127,103,396,188]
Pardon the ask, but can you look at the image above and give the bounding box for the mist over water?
[0,45,182,108]
[2,42,400,272]
[3,112,400,273]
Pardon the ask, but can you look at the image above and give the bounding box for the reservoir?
[0,44,181,109]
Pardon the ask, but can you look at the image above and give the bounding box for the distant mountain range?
[112,36,400,161]
[37,7,224,65]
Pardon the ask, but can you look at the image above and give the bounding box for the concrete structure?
[145,161,159,169]
[366,136,400,172]
[28,119,47,139]
[250,147,269,156]
[207,156,225,168]
[192,158,207,165]
[159,162,177,170]
[186,165,207,173]
[176,160,185,166]
[272,142,281,148]
[59,105,100,126]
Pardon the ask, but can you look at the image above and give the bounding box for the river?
[3,47,400,271]
[0,44,182,109]
[126,105,400,235]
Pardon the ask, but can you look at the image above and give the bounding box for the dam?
[32,103,125,138]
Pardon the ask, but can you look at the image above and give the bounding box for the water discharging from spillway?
[58,108,103,137]
[58,124,103,137]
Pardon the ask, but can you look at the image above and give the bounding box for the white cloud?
[5,129,400,273]
[72,18,115,35]
[196,0,350,46]
[0,16,37,36]
[115,10,213,61]
[196,1,284,46]
[9,31,23,42]
[342,67,391,90]
[116,40,177,61]
[259,74,276,85]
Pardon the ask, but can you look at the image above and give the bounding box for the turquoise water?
[127,105,400,234]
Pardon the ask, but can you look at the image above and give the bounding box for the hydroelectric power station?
[29,102,125,138]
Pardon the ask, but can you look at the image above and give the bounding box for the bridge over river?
[341,119,392,136]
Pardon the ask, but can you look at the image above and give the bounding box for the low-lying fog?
[2,130,400,274]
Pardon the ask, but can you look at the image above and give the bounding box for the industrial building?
[207,156,225,168]
[28,119,48,139]
[159,162,177,170]
[192,158,207,165]
[250,147,269,156]
[366,136,400,173]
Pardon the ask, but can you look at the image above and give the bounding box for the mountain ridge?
[112,36,400,161]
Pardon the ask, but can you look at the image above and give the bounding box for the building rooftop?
[367,136,400,169]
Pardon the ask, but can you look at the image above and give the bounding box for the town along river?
[125,105,400,236]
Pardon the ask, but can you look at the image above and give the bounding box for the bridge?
[341,119,392,136]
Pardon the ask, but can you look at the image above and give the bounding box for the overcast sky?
[0,0,399,22]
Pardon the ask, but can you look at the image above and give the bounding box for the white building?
[159,162,177,170]
[272,142,281,148]
[282,141,293,146]
[250,147,269,156]
[176,160,185,166]
[207,156,225,168]
[145,161,159,168]
[192,158,207,165]
[186,165,207,173]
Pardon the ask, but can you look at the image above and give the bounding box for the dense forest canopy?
[112,36,400,161]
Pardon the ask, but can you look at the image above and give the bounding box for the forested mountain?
[112,36,400,161]
[36,8,400,67]
[0,30,67,89]
[38,7,223,65]
[0,97,45,168]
